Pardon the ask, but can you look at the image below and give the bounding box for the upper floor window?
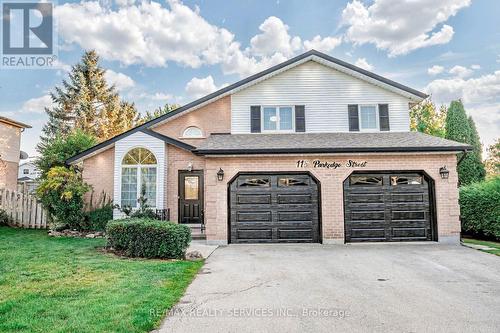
[262,106,294,132]
[359,105,378,131]
[182,126,203,138]
[23,169,29,174]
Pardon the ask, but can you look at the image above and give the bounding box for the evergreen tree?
[140,103,180,123]
[39,50,140,149]
[410,100,446,137]
[445,100,485,185]
[467,116,486,182]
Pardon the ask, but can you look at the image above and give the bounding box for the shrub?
[83,203,113,231]
[106,219,191,259]
[36,166,91,230]
[460,177,500,240]
[0,209,12,226]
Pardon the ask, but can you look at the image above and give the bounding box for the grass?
[0,226,203,333]
[462,238,500,256]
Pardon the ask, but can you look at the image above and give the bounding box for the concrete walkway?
[159,244,500,333]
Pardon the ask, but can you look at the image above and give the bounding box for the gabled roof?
[0,116,31,129]
[193,132,471,155]
[67,49,428,163]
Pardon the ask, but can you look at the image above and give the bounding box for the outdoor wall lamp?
[217,168,224,181]
[439,166,449,179]
[187,162,193,172]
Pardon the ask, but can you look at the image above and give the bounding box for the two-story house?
[0,116,31,191]
[67,50,470,245]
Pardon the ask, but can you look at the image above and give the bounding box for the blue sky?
[1,0,499,157]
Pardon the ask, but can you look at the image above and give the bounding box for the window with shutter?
[379,104,390,131]
[348,104,359,131]
[250,106,261,133]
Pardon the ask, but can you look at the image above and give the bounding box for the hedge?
[459,176,500,240]
[106,218,191,259]
[83,204,113,231]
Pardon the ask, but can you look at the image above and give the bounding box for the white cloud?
[448,65,473,78]
[137,92,173,101]
[354,58,373,71]
[428,65,444,76]
[471,64,481,70]
[425,71,500,151]
[104,70,135,91]
[341,0,471,56]
[185,75,227,99]
[303,35,342,53]
[55,2,341,78]
[250,16,301,57]
[20,95,53,114]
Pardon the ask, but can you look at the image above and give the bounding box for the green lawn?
[0,227,203,333]
[462,238,500,256]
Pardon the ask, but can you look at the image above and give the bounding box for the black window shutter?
[250,106,261,133]
[378,104,390,131]
[348,104,359,131]
[295,105,305,132]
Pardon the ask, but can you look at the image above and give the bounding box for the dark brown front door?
[179,170,204,224]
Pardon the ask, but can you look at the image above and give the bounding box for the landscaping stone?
[185,250,203,260]
[48,229,106,238]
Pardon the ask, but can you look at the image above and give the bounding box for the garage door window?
[350,176,382,186]
[239,178,270,187]
[391,176,422,185]
[278,177,308,187]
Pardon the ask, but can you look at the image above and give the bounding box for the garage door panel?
[236,211,271,222]
[230,173,320,243]
[237,194,271,205]
[344,172,434,243]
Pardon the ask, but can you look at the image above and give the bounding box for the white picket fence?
[0,188,48,228]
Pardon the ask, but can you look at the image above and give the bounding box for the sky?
[1,0,499,157]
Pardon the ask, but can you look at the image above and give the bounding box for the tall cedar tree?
[410,100,446,137]
[445,100,485,185]
[39,51,139,149]
[467,116,486,181]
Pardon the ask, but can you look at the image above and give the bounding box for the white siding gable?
[231,61,412,133]
[113,131,165,218]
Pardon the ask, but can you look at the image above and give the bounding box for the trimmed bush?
[106,218,191,259]
[460,177,500,240]
[83,204,113,231]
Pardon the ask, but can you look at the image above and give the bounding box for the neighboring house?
[18,159,41,194]
[0,116,31,191]
[67,50,470,245]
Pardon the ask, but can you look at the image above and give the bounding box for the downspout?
[456,149,468,166]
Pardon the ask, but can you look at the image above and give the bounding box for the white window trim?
[180,126,204,139]
[261,105,296,133]
[120,147,159,209]
[358,104,379,132]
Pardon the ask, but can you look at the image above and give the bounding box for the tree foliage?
[445,100,485,185]
[410,100,446,137]
[485,138,500,177]
[140,103,180,124]
[39,50,140,148]
[36,129,97,178]
[36,166,91,229]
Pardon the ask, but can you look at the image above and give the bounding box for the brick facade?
[82,148,115,205]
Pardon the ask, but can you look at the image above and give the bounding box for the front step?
[187,223,206,240]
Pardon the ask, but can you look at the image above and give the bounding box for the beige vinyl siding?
[231,61,412,133]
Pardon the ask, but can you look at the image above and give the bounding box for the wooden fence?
[0,188,48,228]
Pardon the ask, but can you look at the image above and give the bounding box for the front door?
[179,170,204,224]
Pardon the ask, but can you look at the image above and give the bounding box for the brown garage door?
[229,173,320,243]
[344,172,435,242]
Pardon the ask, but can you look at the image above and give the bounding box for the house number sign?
[296,159,367,169]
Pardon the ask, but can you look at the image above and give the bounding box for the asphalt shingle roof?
[193,132,471,155]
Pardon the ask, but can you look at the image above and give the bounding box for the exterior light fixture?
[187,162,193,172]
[439,166,449,179]
[217,168,224,181]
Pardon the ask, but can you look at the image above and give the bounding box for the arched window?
[182,126,203,138]
[121,148,157,208]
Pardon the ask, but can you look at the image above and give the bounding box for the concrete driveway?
[159,244,500,333]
